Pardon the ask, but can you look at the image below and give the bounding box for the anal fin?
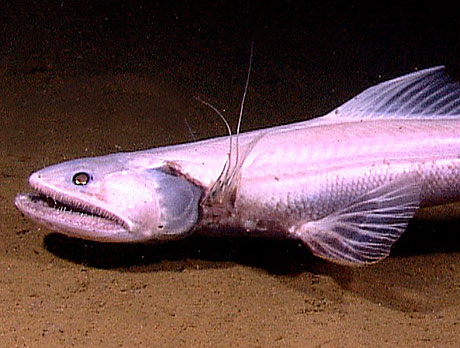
[291,178,422,266]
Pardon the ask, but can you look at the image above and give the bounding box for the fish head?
[15,153,203,242]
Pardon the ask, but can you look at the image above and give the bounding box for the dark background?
[2,2,460,346]
[1,1,459,128]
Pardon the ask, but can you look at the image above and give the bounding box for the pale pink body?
[15,66,460,265]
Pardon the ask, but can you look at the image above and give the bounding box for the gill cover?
[149,167,202,237]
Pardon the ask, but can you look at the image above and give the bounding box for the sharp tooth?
[31,191,126,229]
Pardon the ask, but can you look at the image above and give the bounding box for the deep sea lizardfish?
[15,66,460,265]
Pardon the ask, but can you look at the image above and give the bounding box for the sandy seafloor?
[2,2,460,347]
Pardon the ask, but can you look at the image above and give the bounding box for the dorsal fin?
[325,66,460,121]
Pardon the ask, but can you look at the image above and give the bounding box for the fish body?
[15,66,460,265]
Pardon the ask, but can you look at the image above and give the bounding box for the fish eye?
[72,172,91,186]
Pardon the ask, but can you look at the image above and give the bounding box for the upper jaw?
[14,173,137,242]
[32,172,129,228]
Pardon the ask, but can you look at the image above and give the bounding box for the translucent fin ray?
[292,178,422,265]
[329,66,460,120]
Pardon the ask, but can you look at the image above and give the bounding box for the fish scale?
[15,66,460,265]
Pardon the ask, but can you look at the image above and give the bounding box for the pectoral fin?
[291,178,421,266]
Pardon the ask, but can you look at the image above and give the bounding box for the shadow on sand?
[44,215,460,274]
[44,214,460,313]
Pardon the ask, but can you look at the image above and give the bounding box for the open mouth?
[15,188,129,240]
